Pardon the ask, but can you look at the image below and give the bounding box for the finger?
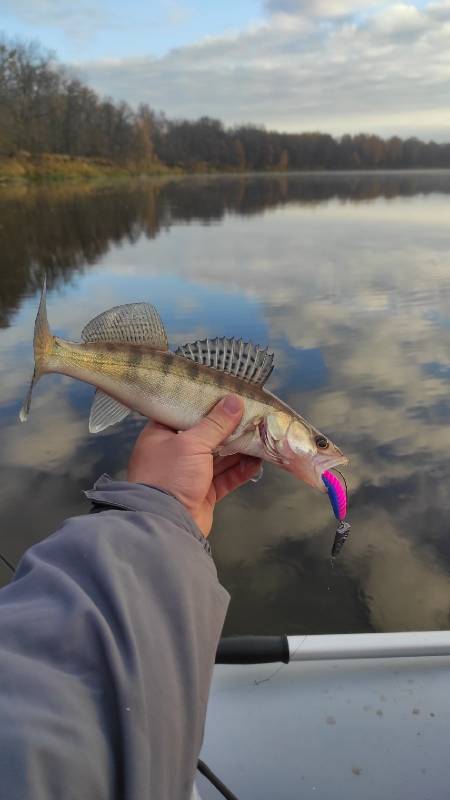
[183,395,244,452]
[214,457,262,502]
[139,420,175,437]
[213,453,241,477]
[134,421,176,446]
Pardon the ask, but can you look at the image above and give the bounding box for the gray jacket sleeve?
[0,474,229,800]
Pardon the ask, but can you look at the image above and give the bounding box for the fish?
[20,280,348,493]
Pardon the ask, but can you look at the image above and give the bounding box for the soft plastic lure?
[322,469,351,560]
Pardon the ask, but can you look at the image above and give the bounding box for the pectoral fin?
[216,427,261,458]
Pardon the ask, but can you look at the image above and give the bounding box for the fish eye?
[315,435,329,449]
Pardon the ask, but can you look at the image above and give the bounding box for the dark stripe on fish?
[70,341,297,417]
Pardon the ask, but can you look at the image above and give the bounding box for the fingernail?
[221,394,243,415]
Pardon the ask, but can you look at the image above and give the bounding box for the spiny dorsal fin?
[81,303,168,349]
[89,390,131,433]
[175,337,274,385]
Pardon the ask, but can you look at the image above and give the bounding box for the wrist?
[85,475,212,553]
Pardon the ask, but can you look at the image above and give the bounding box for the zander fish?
[20,281,348,493]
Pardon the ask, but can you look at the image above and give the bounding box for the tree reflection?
[2,171,450,328]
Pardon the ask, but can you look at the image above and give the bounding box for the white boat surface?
[197,632,450,799]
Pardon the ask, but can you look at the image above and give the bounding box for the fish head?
[261,412,348,492]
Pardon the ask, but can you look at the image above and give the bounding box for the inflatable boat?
[196,632,450,799]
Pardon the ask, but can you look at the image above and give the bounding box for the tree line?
[1,36,450,171]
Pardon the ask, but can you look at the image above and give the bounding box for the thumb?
[185,395,244,451]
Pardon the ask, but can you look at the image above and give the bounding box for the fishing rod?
[216,632,450,663]
[197,759,240,800]
[0,553,15,574]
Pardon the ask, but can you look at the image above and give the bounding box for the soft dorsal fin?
[89,390,131,433]
[81,303,168,349]
[175,337,274,385]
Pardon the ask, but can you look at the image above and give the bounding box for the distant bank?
[0,153,183,183]
[3,152,450,185]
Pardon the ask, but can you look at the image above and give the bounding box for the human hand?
[127,395,261,536]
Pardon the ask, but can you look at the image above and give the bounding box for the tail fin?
[19,277,52,422]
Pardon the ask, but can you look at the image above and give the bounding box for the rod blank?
[288,631,450,661]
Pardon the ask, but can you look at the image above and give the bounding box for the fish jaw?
[285,450,349,492]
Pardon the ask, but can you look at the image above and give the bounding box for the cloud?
[265,0,375,17]
[1,0,119,43]
[428,0,450,21]
[369,3,428,37]
[77,1,450,140]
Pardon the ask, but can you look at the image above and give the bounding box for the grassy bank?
[0,153,182,183]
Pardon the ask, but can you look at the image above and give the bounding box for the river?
[1,171,450,635]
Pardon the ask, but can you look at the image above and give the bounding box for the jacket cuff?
[84,473,212,556]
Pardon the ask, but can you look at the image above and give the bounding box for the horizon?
[1,1,450,142]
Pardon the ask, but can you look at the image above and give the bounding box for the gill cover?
[261,413,315,463]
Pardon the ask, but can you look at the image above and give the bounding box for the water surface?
[2,171,450,635]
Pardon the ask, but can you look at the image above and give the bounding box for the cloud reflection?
[2,173,450,633]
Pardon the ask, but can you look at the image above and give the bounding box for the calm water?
[2,171,450,635]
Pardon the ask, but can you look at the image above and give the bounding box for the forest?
[1,36,450,172]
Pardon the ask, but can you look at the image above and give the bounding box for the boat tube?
[196,632,450,799]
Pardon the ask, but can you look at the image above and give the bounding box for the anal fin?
[89,390,131,433]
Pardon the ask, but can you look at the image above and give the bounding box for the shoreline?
[0,154,184,184]
[1,154,450,185]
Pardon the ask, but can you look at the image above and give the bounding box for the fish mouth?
[284,450,349,492]
[314,453,349,492]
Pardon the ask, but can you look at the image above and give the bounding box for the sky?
[1,0,450,140]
